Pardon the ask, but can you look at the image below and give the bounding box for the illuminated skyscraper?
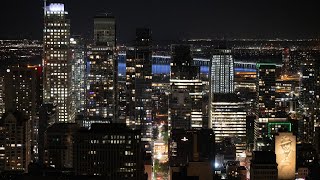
[169,45,206,130]
[70,36,86,115]
[299,51,320,144]
[87,14,117,123]
[211,49,234,94]
[255,63,276,150]
[43,3,74,122]
[211,94,246,155]
[126,28,153,153]
[0,66,42,169]
[3,66,42,161]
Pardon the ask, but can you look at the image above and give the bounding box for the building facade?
[125,29,153,153]
[211,49,234,94]
[70,36,86,115]
[211,93,246,155]
[250,151,278,180]
[73,124,145,179]
[0,112,30,172]
[3,66,42,162]
[255,63,276,150]
[86,14,117,123]
[43,3,74,122]
[169,45,206,130]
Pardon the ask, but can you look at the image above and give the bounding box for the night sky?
[1,0,320,43]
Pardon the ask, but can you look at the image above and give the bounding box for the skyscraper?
[210,49,234,94]
[70,36,86,115]
[126,28,153,153]
[209,48,246,154]
[86,14,117,123]
[255,63,276,150]
[169,45,206,130]
[0,65,41,172]
[299,51,320,144]
[3,66,42,161]
[43,3,74,122]
[211,94,247,155]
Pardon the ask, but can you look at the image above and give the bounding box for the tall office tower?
[255,63,276,150]
[70,36,86,115]
[299,51,320,143]
[43,3,74,122]
[211,94,246,155]
[73,124,145,179]
[3,66,42,161]
[87,14,117,123]
[0,111,30,172]
[211,49,234,94]
[126,28,153,152]
[169,45,206,130]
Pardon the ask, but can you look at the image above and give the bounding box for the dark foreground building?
[250,151,278,180]
[73,123,146,180]
[169,129,215,180]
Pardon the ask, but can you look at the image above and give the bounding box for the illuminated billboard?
[275,132,296,180]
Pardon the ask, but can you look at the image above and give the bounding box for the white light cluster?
[47,3,65,12]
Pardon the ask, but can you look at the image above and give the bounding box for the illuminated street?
[153,122,169,180]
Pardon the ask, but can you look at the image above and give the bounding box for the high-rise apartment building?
[87,14,117,123]
[43,3,74,122]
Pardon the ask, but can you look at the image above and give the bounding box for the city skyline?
[1,0,320,42]
[0,1,320,179]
